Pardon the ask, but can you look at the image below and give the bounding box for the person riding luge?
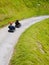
[8,22,15,32]
[15,20,21,28]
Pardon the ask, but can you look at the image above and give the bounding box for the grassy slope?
[0,0,49,27]
[10,18,49,65]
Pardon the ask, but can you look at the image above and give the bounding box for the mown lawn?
[9,18,49,65]
[0,0,49,27]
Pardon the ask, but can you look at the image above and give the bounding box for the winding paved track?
[0,16,49,65]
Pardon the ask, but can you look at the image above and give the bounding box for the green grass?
[9,18,49,65]
[0,0,49,27]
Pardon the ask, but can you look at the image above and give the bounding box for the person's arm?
[8,26,10,28]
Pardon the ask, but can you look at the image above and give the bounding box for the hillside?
[9,18,49,65]
[0,0,49,27]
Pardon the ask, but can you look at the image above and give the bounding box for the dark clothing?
[15,21,21,28]
[8,25,15,32]
[15,21,20,25]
